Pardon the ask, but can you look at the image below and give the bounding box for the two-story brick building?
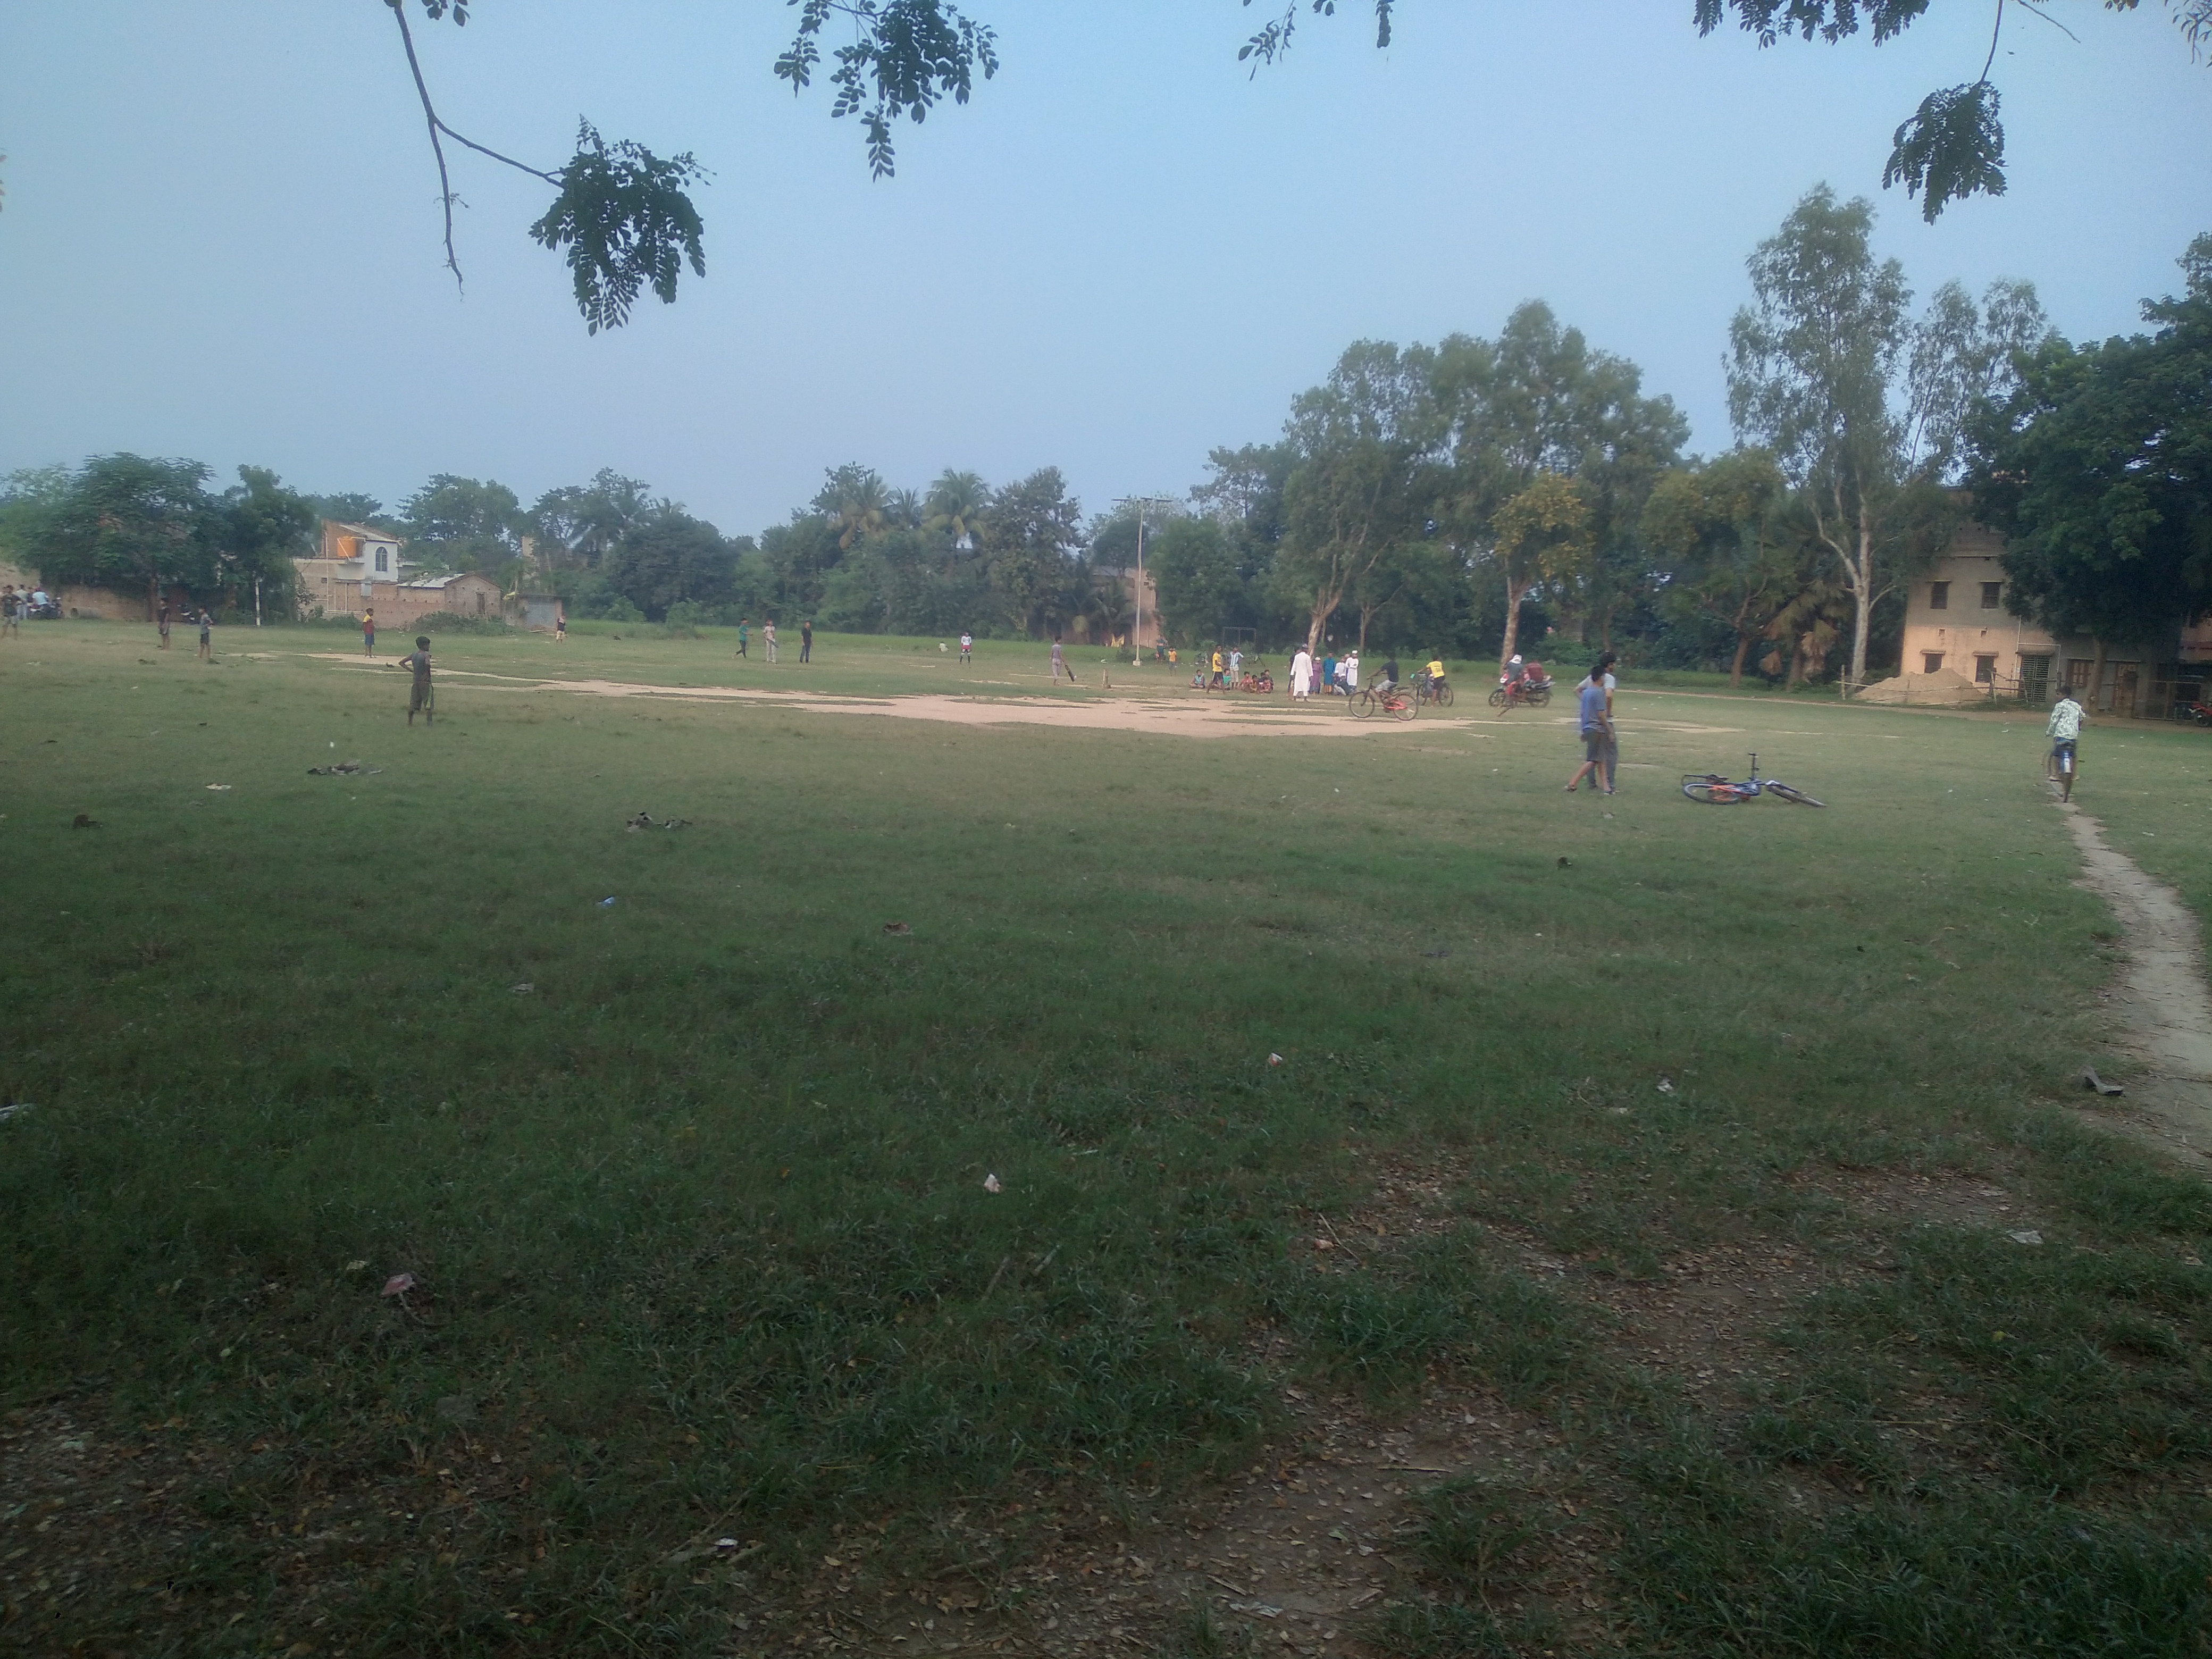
[1886,522,2203,716]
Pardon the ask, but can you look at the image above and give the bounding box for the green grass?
[3,622,2209,1656]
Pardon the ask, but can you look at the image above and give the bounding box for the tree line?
[4,189,2203,685]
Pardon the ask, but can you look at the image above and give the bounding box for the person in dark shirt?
[196,609,213,661]
[1379,656,1401,691]
[800,619,814,663]
[403,635,434,725]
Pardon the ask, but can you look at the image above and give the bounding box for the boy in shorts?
[403,635,434,725]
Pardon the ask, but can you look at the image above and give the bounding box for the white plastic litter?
[983,1174,1003,1193]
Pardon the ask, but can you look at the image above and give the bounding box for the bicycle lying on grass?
[1681,752,1824,806]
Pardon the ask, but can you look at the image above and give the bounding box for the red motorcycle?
[1488,674,1554,711]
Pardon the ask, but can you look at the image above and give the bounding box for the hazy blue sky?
[2,3,2207,538]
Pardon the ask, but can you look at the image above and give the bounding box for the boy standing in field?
[157,600,171,650]
[959,631,973,663]
[403,635,434,726]
[1051,636,1078,684]
[2047,685,2087,802]
[800,619,814,663]
[2,586,17,638]
[736,617,749,658]
[196,609,213,661]
[765,619,778,663]
[363,608,376,656]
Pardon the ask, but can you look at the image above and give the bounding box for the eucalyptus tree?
[1430,301,1683,665]
[1726,185,2044,691]
[1271,340,1442,656]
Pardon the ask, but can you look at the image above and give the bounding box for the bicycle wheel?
[1389,692,1417,722]
[1681,778,1746,804]
[1764,782,1826,807]
[1436,682,1454,707]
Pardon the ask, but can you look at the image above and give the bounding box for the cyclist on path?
[2048,686,2087,802]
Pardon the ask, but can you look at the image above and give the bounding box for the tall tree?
[1146,515,1244,644]
[924,468,991,569]
[1431,301,1684,665]
[1727,185,2042,690]
[1973,232,2212,647]
[1489,473,1594,664]
[602,505,733,620]
[220,466,316,613]
[815,465,891,550]
[981,468,1086,636]
[1643,449,1809,686]
[1272,341,1439,655]
[400,474,525,574]
[530,470,651,569]
[32,455,219,618]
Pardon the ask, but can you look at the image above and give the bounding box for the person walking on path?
[800,619,814,664]
[1291,646,1313,700]
[764,619,778,663]
[1051,635,1080,684]
[403,635,435,726]
[2047,685,2087,802]
[196,608,213,662]
[157,600,171,650]
[1564,665,1614,794]
[363,608,376,656]
[959,631,973,664]
[1595,651,1620,793]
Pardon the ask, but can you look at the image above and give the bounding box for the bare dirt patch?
[2065,807,2212,1171]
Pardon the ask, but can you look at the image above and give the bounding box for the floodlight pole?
[1114,494,1174,665]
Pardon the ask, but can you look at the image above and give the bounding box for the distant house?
[294,523,508,631]
[295,521,409,619]
[1878,521,2203,717]
[389,572,504,624]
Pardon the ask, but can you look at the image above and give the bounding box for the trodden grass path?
[2,623,2210,1658]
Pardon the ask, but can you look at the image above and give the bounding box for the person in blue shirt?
[1564,666,1614,794]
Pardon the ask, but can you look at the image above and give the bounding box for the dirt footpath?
[2064,806,2212,1169]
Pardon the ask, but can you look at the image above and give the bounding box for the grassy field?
[3,621,2210,1658]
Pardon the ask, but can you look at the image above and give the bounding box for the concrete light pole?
[1113,495,1175,665]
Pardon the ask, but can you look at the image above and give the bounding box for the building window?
[1923,651,1945,674]
[1980,581,2001,609]
[2067,658,2093,692]
[1974,654,1997,683]
[375,549,389,573]
[1930,581,1949,610]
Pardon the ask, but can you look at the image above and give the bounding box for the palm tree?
[812,465,889,550]
[887,488,925,531]
[925,468,990,572]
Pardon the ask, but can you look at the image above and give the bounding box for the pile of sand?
[1857,666,1990,706]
